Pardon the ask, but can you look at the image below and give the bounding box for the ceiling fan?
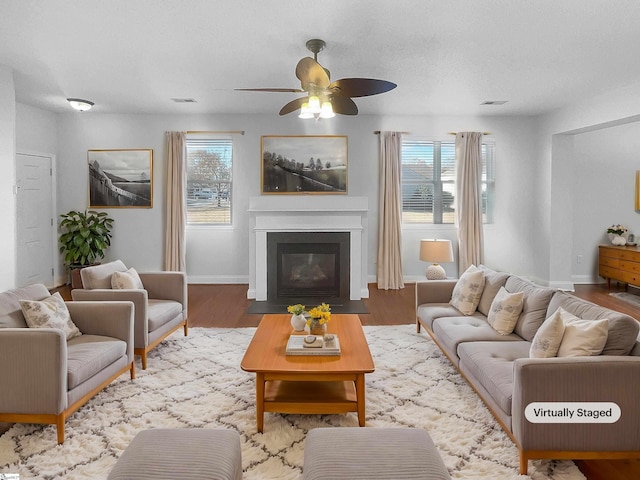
[235,39,397,118]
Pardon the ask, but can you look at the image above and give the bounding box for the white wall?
[535,79,640,288]
[50,111,539,287]
[0,66,16,291]
[16,103,58,154]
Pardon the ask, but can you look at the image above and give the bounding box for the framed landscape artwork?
[88,149,153,208]
[261,135,348,194]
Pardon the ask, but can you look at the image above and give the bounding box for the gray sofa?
[0,283,134,443]
[415,266,640,474]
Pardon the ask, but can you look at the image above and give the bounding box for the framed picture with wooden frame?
[88,149,153,208]
[261,135,348,194]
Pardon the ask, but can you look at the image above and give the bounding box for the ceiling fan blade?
[296,57,330,90]
[329,78,397,97]
[235,88,304,93]
[279,97,308,116]
[330,95,358,115]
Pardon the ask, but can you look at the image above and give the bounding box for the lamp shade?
[420,239,454,263]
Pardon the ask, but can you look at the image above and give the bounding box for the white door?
[16,153,55,288]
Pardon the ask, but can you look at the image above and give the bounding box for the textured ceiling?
[2,0,640,117]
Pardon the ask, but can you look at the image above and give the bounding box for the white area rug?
[0,325,585,480]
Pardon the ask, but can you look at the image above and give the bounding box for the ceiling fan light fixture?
[307,95,321,114]
[298,102,314,119]
[67,98,94,111]
[319,101,335,119]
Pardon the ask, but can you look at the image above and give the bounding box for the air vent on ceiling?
[481,100,508,106]
[171,98,197,103]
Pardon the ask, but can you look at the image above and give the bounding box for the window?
[186,137,232,225]
[401,140,495,224]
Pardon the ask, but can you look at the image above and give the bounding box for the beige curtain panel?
[164,131,187,272]
[377,131,404,290]
[455,132,484,275]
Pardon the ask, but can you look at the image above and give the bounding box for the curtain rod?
[373,130,411,134]
[448,131,492,135]
[186,130,245,135]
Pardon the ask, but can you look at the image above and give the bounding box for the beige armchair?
[72,260,188,369]
[0,283,135,444]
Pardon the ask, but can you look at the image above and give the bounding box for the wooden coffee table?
[240,314,375,432]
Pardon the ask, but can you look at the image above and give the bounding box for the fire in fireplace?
[267,231,350,302]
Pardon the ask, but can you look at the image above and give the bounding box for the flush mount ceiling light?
[67,98,94,111]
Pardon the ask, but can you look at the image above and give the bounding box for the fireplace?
[248,195,369,302]
[267,232,350,302]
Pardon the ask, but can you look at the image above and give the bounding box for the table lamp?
[420,239,454,280]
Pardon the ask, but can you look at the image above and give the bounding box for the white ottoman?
[303,427,450,480]
[108,428,242,480]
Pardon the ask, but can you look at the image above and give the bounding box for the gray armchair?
[72,260,188,369]
[0,283,134,444]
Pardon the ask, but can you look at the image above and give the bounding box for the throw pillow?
[487,286,524,335]
[530,308,566,358]
[111,267,145,289]
[556,309,609,357]
[449,265,486,315]
[20,292,82,340]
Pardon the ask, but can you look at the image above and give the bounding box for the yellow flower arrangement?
[307,302,331,327]
[287,304,306,316]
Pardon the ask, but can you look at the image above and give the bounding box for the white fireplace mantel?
[248,196,369,301]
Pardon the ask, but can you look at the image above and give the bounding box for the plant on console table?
[607,224,628,246]
[306,303,331,335]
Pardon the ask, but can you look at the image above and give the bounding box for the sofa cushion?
[416,303,463,331]
[20,292,82,340]
[0,284,51,329]
[477,265,510,316]
[547,291,639,355]
[111,267,144,290]
[432,315,522,364]
[487,287,524,335]
[504,276,556,341]
[458,341,532,416]
[449,265,485,315]
[67,335,127,390]
[80,260,128,289]
[530,308,566,358]
[147,300,183,332]
[557,311,608,357]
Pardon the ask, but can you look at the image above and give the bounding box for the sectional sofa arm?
[66,301,135,356]
[415,280,457,307]
[511,356,640,451]
[0,328,67,413]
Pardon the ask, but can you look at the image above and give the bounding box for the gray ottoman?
[303,427,450,480]
[108,428,242,480]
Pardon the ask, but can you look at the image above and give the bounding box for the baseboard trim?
[187,275,248,284]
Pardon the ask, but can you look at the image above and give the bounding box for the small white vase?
[609,233,627,246]
[290,314,307,331]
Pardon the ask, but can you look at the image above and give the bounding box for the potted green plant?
[59,210,114,287]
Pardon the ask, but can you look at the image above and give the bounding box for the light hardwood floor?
[58,281,640,480]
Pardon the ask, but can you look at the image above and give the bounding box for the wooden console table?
[598,244,640,289]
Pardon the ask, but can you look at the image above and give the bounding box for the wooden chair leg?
[183,320,189,336]
[140,351,147,370]
[56,415,65,444]
[130,362,136,380]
